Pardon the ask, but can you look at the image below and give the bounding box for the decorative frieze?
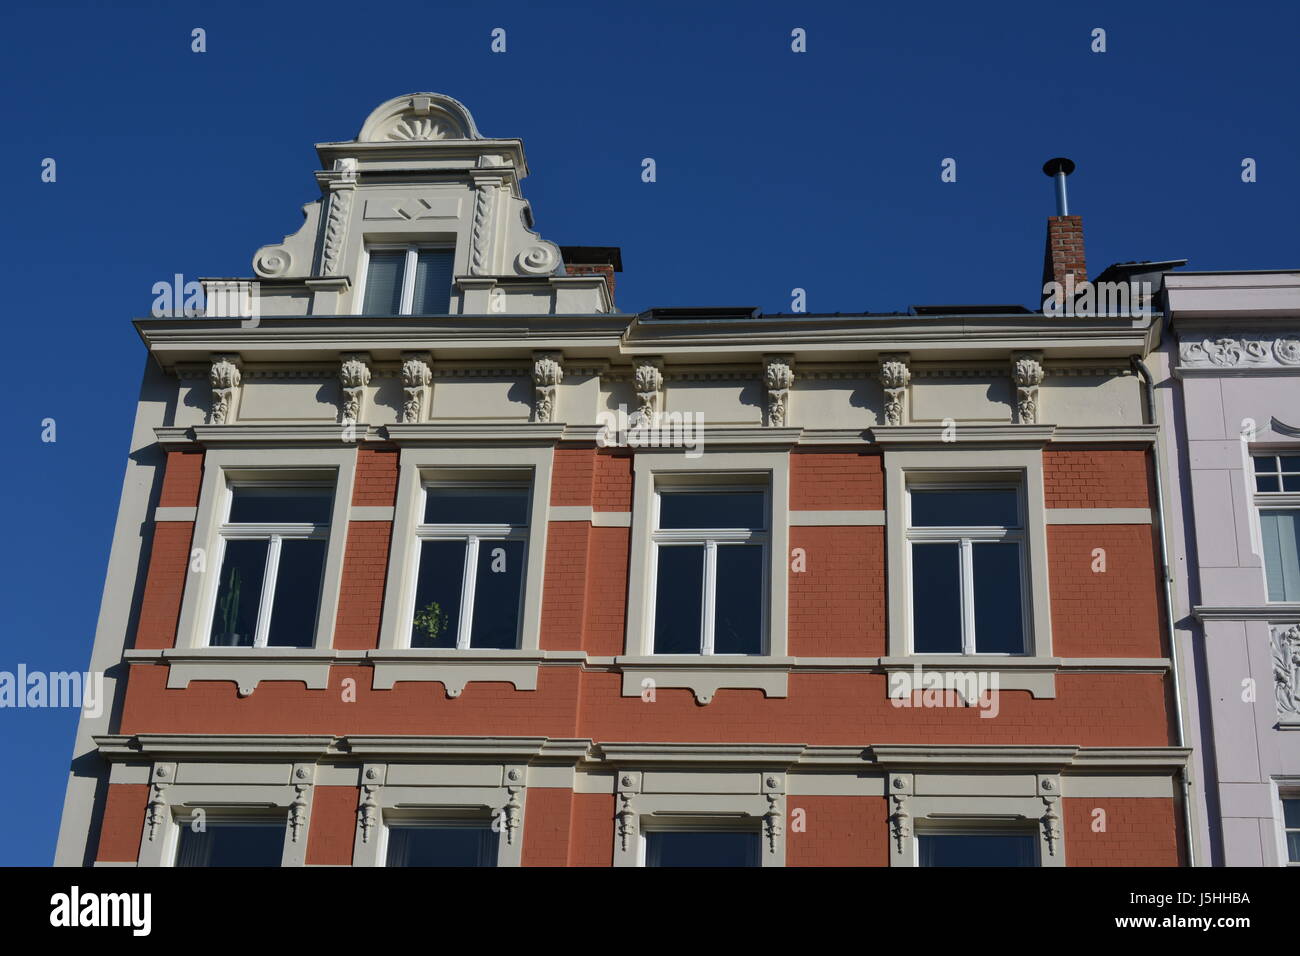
[399,352,433,424]
[633,358,664,427]
[878,353,911,427]
[764,355,795,427]
[1273,623,1300,720]
[338,352,372,425]
[1012,351,1045,424]
[470,182,499,276]
[1179,333,1300,369]
[320,159,358,277]
[532,351,564,423]
[208,354,242,425]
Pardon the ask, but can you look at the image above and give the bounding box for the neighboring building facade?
[1158,272,1300,866]
[56,94,1190,868]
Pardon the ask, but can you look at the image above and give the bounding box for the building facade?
[56,94,1190,868]
[1158,272,1300,866]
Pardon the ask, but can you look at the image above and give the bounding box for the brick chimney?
[560,246,622,301]
[1042,215,1087,289]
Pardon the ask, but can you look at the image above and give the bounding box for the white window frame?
[357,243,454,316]
[379,812,503,868]
[638,819,766,868]
[649,480,770,656]
[904,480,1030,656]
[406,479,531,650]
[207,481,333,649]
[169,810,291,868]
[1250,451,1300,604]
[912,823,1042,867]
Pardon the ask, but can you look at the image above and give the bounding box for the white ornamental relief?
[1273,624,1300,720]
[532,352,564,423]
[399,353,432,424]
[339,353,372,425]
[878,354,912,427]
[764,356,795,427]
[517,243,560,276]
[1012,351,1045,425]
[1179,334,1300,369]
[633,358,664,426]
[208,354,242,425]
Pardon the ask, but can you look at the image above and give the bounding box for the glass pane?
[411,540,466,648]
[659,491,765,530]
[653,545,704,653]
[972,542,1025,654]
[1257,476,1281,493]
[362,250,405,315]
[1284,798,1300,828]
[411,250,454,315]
[1253,455,1279,473]
[714,545,763,654]
[265,538,327,648]
[176,822,284,867]
[386,825,497,867]
[910,489,1019,528]
[1261,510,1300,602]
[918,832,1037,867]
[469,540,524,649]
[1284,476,1300,492]
[229,486,333,524]
[209,539,268,647]
[644,830,760,867]
[424,487,529,525]
[911,542,961,653]
[1288,831,1300,864]
[1280,455,1300,472]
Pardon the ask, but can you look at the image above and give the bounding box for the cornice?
[382,423,566,445]
[1193,604,1300,623]
[870,424,1056,447]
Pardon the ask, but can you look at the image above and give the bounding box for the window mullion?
[701,539,717,655]
[255,535,281,648]
[960,537,976,655]
[399,246,417,314]
[458,536,479,650]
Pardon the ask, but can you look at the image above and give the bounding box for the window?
[644,828,761,867]
[1284,798,1300,865]
[385,822,499,867]
[907,485,1026,654]
[175,818,286,867]
[208,485,332,648]
[361,245,454,315]
[651,484,768,655]
[918,830,1039,867]
[1253,454,1300,602]
[408,483,529,649]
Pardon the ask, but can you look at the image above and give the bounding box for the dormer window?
[360,244,454,315]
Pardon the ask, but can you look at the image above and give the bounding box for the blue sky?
[0,0,1295,865]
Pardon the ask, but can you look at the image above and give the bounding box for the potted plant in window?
[211,566,244,646]
[412,601,448,646]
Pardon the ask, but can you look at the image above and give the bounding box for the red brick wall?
[540,521,590,650]
[789,526,885,657]
[134,451,205,650]
[305,785,359,865]
[584,527,630,656]
[521,788,573,866]
[790,448,884,510]
[159,449,203,507]
[351,446,399,507]
[567,793,615,866]
[592,450,633,511]
[1049,524,1165,657]
[785,796,889,866]
[1044,215,1087,288]
[333,523,393,650]
[1063,797,1183,866]
[551,446,596,506]
[95,784,148,863]
[1044,447,1154,509]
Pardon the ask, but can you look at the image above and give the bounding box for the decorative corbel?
[1038,775,1062,857]
[357,765,384,844]
[633,358,664,428]
[532,351,564,423]
[339,352,372,425]
[1012,351,1045,425]
[500,766,525,846]
[145,763,174,843]
[878,353,911,427]
[615,772,641,853]
[764,355,795,427]
[888,772,913,855]
[762,773,785,855]
[320,158,358,277]
[208,354,242,425]
[399,352,432,424]
[288,765,314,844]
[1272,624,1300,719]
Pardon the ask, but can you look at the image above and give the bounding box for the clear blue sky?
[0,0,1295,865]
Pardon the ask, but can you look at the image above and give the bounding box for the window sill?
[613,655,796,705]
[126,648,349,697]
[368,648,582,697]
[879,655,1063,700]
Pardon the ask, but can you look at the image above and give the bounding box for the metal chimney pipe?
[1042,157,1076,216]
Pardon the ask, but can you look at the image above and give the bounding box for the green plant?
[413,601,448,643]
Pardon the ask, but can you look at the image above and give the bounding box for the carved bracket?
[615,772,641,853]
[288,764,315,844]
[1012,351,1045,425]
[208,354,242,425]
[145,763,175,843]
[532,352,564,423]
[339,352,372,425]
[500,766,526,846]
[878,353,911,427]
[1038,774,1062,857]
[399,352,433,424]
[764,355,795,427]
[888,772,913,855]
[1272,623,1300,720]
[357,765,385,844]
[633,358,664,427]
[762,773,785,855]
